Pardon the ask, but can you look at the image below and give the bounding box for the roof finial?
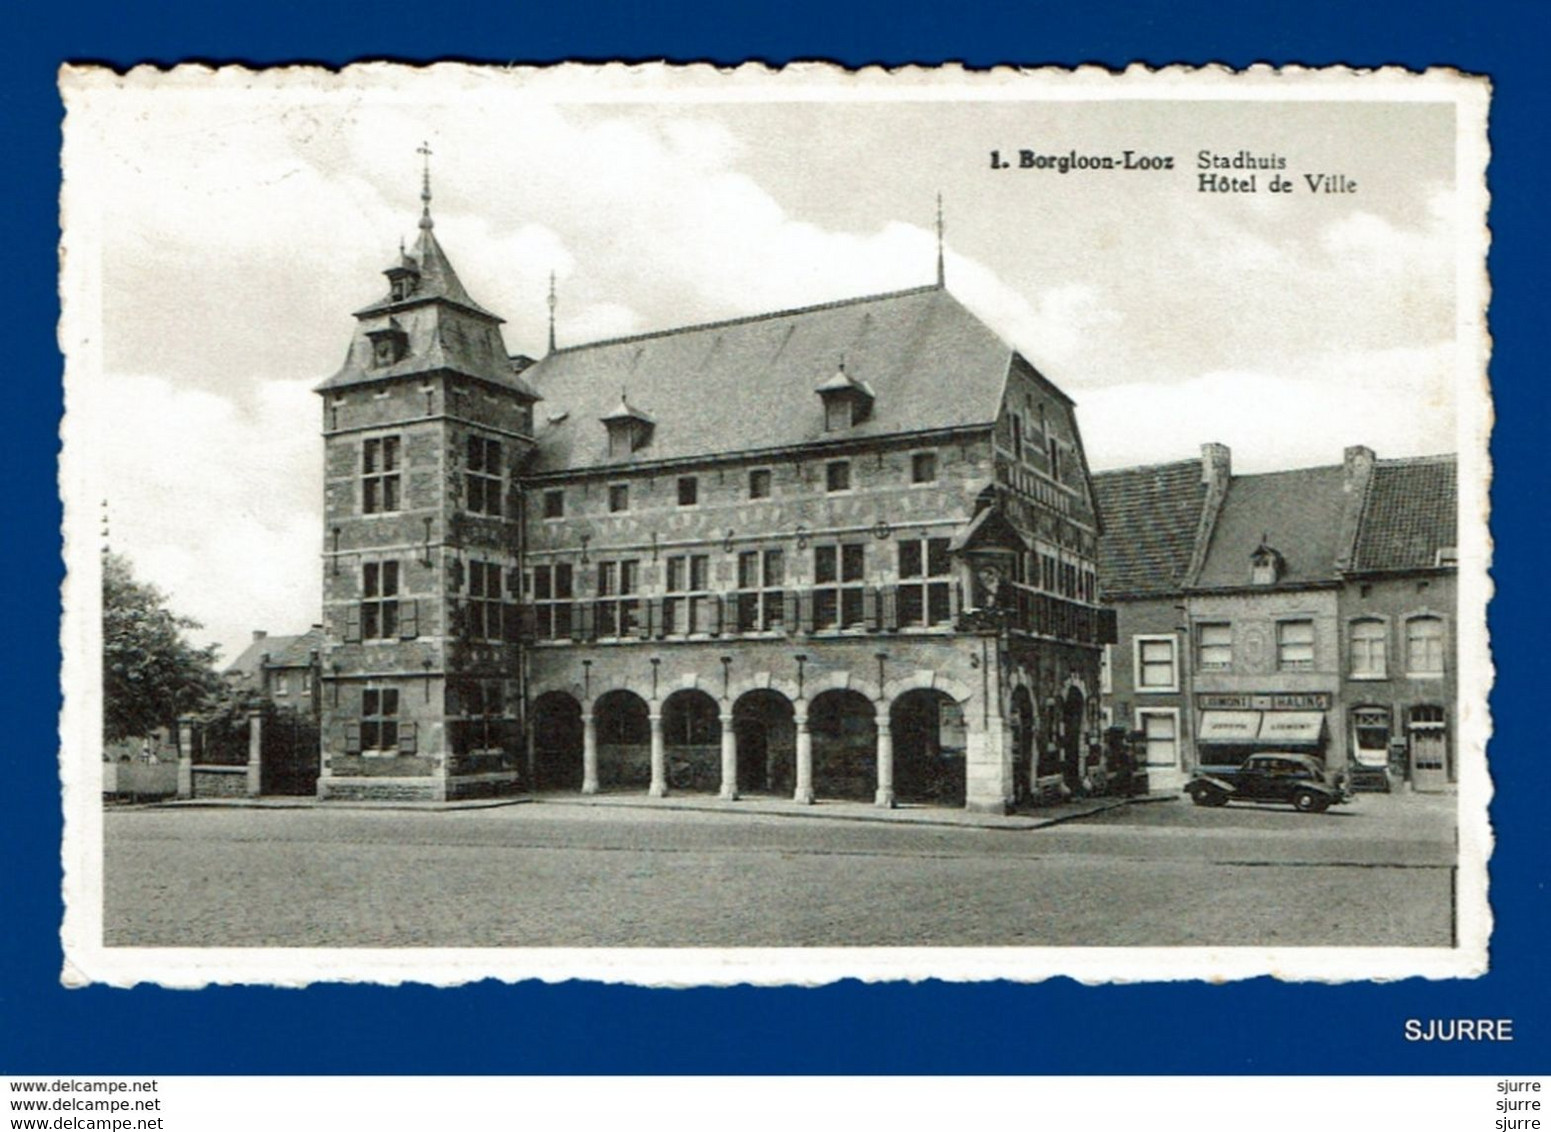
[547,271,558,355]
[416,140,434,231]
[935,192,945,288]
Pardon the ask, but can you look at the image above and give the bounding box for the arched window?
[1349,618,1387,678]
[1406,616,1445,677]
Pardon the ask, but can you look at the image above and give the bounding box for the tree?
[102,552,223,747]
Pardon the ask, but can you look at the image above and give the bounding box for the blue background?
[4,0,1546,1075]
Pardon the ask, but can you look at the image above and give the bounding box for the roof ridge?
[549,284,945,355]
[1375,452,1458,467]
[1092,456,1203,478]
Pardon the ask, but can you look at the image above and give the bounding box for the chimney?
[1200,442,1231,490]
[252,630,268,641]
[1335,446,1377,571]
[1343,445,1376,491]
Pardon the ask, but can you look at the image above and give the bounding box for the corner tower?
[314,152,538,801]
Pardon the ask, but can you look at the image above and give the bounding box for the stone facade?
[312,191,1108,811]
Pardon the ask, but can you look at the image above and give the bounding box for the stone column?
[874,712,895,809]
[718,711,738,801]
[793,704,814,804]
[245,708,264,798]
[176,716,195,800]
[581,710,599,795]
[648,710,668,797]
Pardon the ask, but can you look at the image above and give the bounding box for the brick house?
[1094,445,1458,792]
[223,627,324,718]
[313,179,1112,810]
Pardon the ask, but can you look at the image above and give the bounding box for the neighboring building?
[1094,446,1458,792]
[1338,452,1458,791]
[313,174,1111,809]
[223,626,324,717]
[1090,444,1228,793]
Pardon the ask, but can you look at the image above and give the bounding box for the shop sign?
[1197,692,1331,711]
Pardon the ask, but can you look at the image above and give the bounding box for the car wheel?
[1189,786,1212,807]
[1293,790,1321,813]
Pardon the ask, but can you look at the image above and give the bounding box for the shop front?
[1194,692,1332,773]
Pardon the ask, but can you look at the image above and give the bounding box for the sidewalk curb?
[141,791,1172,830]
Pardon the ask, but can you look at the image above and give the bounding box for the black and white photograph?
[58,64,1491,987]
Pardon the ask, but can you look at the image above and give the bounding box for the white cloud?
[96,373,321,664]
[1081,342,1457,474]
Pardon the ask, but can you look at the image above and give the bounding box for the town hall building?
[313,170,1113,812]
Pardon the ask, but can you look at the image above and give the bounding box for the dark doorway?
[1062,685,1086,792]
[530,691,583,791]
[890,689,967,807]
[594,689,652,790]
[662,688,722,793]
[733,689,796,795]
[809,688,877,801]
[1011,685,1035,804]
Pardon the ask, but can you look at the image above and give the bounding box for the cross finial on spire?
[547,271,558,355]
[416,141,434,230]
[935,192,945,288]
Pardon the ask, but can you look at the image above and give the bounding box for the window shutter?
[798,591,814,635]
[648,597,666,639]
[723,591,739,633]
[398,599,419,639]
[506,567,522,596]
[709,594,724,636]
[518,605,537,640]
[344,721,362,754]
[398,722,417,755]
[503,602,521,643]
[344,605,362,643]
[882,586,899,632]
[949,582,962,623]
[782,590,800,634]
[863,586,880,631]
[578,601,596,642]
[448,558,465,592]
[448,600,465,637]
[637,599,654,640]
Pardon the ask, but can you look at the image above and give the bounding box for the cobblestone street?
[103,793,1457,948]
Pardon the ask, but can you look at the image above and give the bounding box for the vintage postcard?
[57,62,1491,987]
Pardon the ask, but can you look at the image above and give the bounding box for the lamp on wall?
[795,525,809,551]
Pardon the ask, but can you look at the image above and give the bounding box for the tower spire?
[935,192,945,288]
[547,271,558,354]
[417,141,434,231]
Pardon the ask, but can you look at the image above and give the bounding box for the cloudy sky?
[61,68,1470,664]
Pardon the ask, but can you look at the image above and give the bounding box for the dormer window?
[384,252,421,303]
[1250,537,1285,586]
[600,391,654,458]
[366,318,408,368]
[815,360,875,432]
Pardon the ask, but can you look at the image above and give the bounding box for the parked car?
[1186,752,1350,813]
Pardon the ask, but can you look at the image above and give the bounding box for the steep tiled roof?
[1092,459,1207,597]
[1351,454,1457,572]
[1193,465,1349,589]
[224,627,322,681]
[354,227,498,321]
[317,227,539,399]
[521,286,1014,474]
